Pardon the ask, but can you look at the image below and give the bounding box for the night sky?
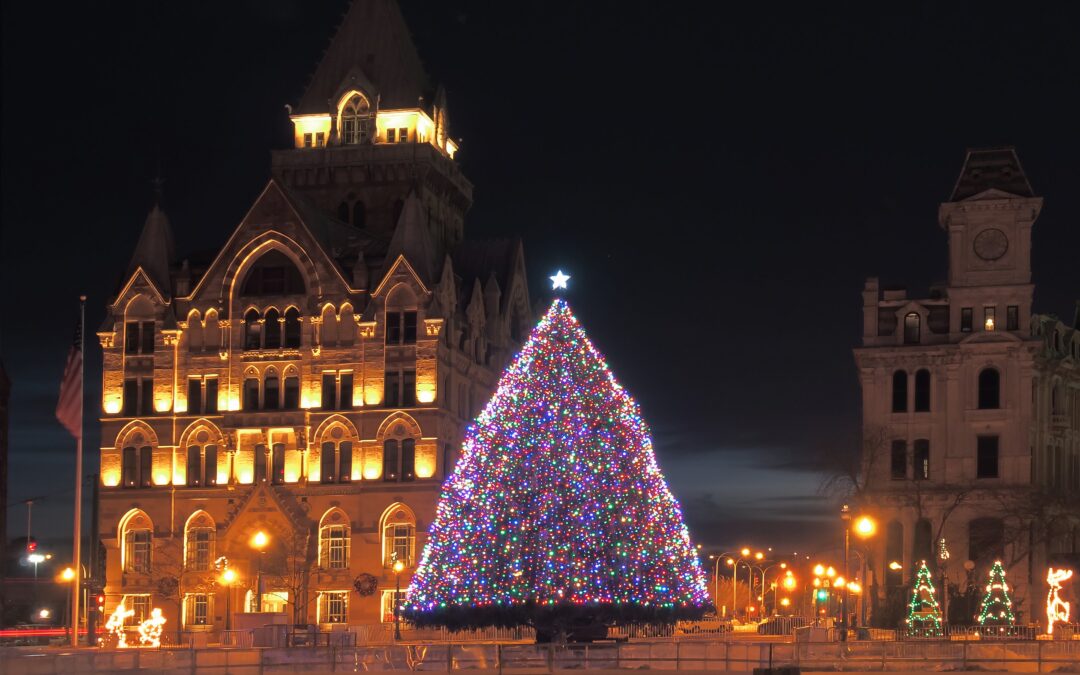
[2,1,1079,568]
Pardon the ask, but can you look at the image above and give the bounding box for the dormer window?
[341,94,372,145]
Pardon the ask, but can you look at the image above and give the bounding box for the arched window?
[913,518,933,564]
[978,368,1000,409]
[184,511,216,571]
[352,201,366,228]
[340,93,372,145]
[337,201,350,222]
[240,250,305,297]
[264,308,282,349]
[186,310,203,353]
[203,310,220,352]
[120,510,153,574]
[184,427,219,487]
[244,309,262,351]
[885,521,903,586]
[283,370,300,410]
[891,370,908,413]
[270,443,285,485]
[903,312,920,344]
[401,439,416,482]
[243,373,260,411]
[120,428,154,488]
[320,304,338,347]
[319,509,351,570]
[284,308,301,348]
[380,505,416,568]
[914,369,931,412]
[321,439,353,484]
[968,517,1004,565]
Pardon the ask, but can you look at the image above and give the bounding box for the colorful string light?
[905,560,942,635]
[404,299,710,628]
[977,561,1015,626]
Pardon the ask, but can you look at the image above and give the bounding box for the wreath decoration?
[353,572,379,596]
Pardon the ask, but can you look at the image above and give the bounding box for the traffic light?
[27,541,37,552]
[816,589,829,602]
[96,594,106,612]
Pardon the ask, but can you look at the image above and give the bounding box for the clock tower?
[939,147,1042,333]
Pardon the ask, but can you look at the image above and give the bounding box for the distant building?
[96,0,531,632]
[855,148,1080,625]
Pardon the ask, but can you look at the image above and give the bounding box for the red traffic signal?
[27,541,37,552]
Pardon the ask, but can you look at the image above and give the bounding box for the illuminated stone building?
[96,0,532,632]
[855,148,1080,624]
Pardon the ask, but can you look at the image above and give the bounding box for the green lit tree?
[905,560,942,635]
[976,561,1015,626]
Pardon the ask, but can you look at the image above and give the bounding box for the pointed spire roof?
[383,189,434,283]
[127,202,175,295]
[950,147,1035,201]
[296,0,429,114]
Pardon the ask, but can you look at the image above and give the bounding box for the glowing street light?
[39,609,51,620]
[220,567,238,630]
[855,516,877,538]
[889,561,903,571]
[60,567,76,582]
[814,564,826,577]
[250,531,269,612]
[392,554,406,640]
[780,598,791,609]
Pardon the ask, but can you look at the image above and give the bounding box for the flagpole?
[71,295,85,647]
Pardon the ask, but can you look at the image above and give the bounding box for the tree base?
[403,601,710,634]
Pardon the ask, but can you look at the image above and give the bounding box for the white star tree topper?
[549,270,570,290]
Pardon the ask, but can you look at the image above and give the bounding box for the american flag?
[55,319,83,439]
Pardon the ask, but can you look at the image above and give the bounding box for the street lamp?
[250,531,269,613]
[220,568,238,631]
[708,552,737,617]
[392,553,405,640]
[840,506,877,641]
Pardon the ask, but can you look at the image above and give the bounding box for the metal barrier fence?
[4,638,1080,674]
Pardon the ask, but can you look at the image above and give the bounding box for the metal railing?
[3,638,1080,674]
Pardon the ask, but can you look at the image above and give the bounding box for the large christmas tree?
[977,561,1015,626]
[404,298,710,629]
[905,560,943,634]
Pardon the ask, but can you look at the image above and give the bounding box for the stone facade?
[96,0,532,633]
[854,148,1080,625]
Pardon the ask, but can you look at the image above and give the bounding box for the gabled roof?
[382,189,434,284]
[296,0,429,114]
[950,147,1035,201]
[126,204,175,296]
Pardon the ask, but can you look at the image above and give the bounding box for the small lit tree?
[905,560,942,635]
[976,561,1015,626]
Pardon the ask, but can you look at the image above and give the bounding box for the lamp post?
[220,568,238,631]
[840,506,876,641]
[250,531,269,613]
[708,552,735,617]
[392,553,405,640]
[758,563,787,615]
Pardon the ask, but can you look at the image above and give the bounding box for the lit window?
[185,593,210,626]
[903,312,920,344]
[341,94,372,145]
[984,307,996,331]
[387,128,396,143]
[186,528,214,571]
[913,439,929,480]
[381,589,406,623]
[315,131,325,147]
[320,592,348,623]
[397,128,408,143]
[381,507,416,567]
[125,529,152,574]
[320,525,350,569]
[303,133,313,148]
[123,595,151,626]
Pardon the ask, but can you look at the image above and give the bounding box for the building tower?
[854,148,1080,626]
[96,0,532,632]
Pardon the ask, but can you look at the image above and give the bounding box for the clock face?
[973,228,1009,261]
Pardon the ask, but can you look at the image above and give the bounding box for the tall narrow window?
[913,439,930,480]
[303,132,313,148]
[140,379,153,416]
[385,371,401,407]
[140,321,155,355]
[392,524,414,566]
[984,306,996,331]
[244,309,262,350]
[122,447,137,487]
[321,442,336,484]
[186,594,210,626]
[204,445,218,486]
[271,444,285,485]
[978,368,1000,409]
[339,441,352,482]
[138,446,152,487]
[125,322,140,354]
[264,308,281,349]
[283,376,300,410]
[284,308,301,348]
[321,526,349,569]
[1006,305,1019,331]
[123,379,139,416]
[903,312,920,344]
[403,312,417,344]
[890,440,906,480]
[339,373,354,409]
[383,440,399,481]
[401,439,416,482]
[322,372,337,410]
[186,527,213,571]
[977,436,999,478]
[126,530,152,573]
[321,592,348,624]
[960,307,973,333]
[264,373,280,410]
[187,446,202,486]
[187,378,202,415]
[914,369,931,412]
[205,378,218,414]
[891,370,908,413]
[254,444,267,483]
[243,377,260,411]
[402,370,416,407]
